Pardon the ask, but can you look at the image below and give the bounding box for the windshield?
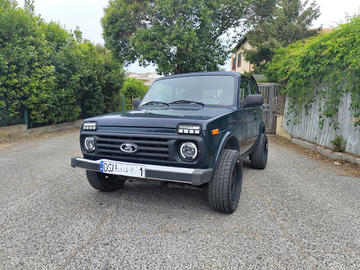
[140,75,235,106]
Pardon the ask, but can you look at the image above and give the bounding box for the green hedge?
[0,1,125,128]
[122,77,149,110]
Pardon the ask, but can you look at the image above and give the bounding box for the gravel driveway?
[0,131,359,269]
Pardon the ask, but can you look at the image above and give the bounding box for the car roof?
[154,71,245,82]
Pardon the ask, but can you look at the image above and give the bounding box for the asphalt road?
[0,131,359,269]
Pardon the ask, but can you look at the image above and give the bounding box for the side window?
[249,81,258,94]
[239,79,249,100]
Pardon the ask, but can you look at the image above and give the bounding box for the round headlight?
[84,136,95,152]
[179,142,198,161]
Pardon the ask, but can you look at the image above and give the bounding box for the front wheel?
[86,170,126,192]
[208,149,243,214]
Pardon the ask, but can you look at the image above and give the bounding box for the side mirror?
[132,98,142,108]
[241,94,264,109]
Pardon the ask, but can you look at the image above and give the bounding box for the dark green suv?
[71,72,268,213]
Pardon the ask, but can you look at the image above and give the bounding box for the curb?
[0,119,84,142]
[291,138,360,166]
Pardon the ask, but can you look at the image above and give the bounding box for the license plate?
[100,161,145,178]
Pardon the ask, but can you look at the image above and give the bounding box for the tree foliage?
[0,0,125,127]
[243,0,320,74]
[265,14,360,129]
[102,0,251,75]
[122,77,149,109]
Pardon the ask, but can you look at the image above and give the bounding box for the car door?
[237,77,261,155]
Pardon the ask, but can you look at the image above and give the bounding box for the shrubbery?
[122,77,149,110]
[265,14,360,129]
[0,0,125,127]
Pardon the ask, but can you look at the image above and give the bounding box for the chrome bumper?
[71,157,213,186]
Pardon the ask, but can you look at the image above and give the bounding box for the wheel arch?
[260,122,266,134]
[212,131,240,169]
[254,122,266,148]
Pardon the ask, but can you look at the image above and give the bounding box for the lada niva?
[71,72,268,213]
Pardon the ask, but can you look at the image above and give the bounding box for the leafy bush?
[330,135,347,152]
[0,0,125,127]
[265,14,360,129]
[122,77,149,110]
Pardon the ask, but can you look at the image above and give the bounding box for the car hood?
[87,107,235,130]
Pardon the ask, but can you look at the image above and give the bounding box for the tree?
[24,0,35,15]
[102,0,251,75]
[242,0,321,74]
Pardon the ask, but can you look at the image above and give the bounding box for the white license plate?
[100,161,145,178]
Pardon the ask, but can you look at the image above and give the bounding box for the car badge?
[120,143,138,153]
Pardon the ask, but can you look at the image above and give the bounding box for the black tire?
[86,170,126,192]
[250,133,268,169]
[208,149,243,214]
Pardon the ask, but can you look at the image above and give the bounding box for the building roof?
[234,36,248,50]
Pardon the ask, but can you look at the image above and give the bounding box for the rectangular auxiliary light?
[177,124,202,135]
[83,122,97,131]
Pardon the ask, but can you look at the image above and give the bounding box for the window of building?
[237,53,241,67]
[232,57,236,70]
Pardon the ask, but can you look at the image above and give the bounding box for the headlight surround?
[84,136,95,152]
[179,142,198,161]
[83,122,97,131]
[177,124,202,135]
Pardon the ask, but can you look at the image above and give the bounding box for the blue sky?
[17,0,360,73]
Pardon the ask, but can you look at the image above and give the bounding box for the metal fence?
[283,84,360,156]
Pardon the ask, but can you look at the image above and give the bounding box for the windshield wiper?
[169,100,205,107]
[141,101,169,106]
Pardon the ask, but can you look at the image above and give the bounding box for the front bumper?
[71,157,213,186]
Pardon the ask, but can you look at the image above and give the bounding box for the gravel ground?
[0,131,359,269]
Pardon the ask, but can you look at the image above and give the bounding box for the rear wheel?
[86,170,126,192]
[208,149,243,214]
[250,133,268,169]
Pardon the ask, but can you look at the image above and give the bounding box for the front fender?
[212,131,240,169]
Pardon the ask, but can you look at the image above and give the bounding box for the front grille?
[95,134,172,162]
